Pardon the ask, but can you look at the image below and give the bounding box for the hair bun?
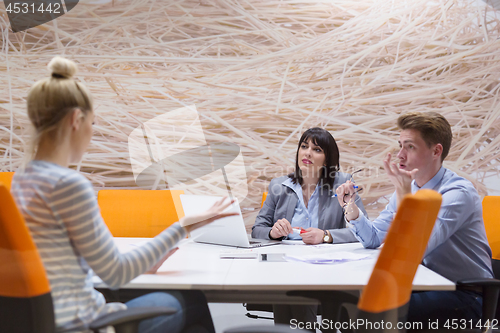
[48,56,77,79]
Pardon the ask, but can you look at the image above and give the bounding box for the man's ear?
[69,108,83,131]
[433,143,443,160]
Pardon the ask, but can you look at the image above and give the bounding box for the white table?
[93,238,455,304]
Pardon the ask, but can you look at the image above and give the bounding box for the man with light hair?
[337,111,493,326]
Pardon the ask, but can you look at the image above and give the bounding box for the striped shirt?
[11,160,187,332]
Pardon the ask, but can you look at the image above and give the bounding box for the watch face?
[324,235,330,242]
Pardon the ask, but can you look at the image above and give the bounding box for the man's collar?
[411,167,445,193]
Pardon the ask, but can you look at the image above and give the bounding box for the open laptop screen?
[179,195,251,247]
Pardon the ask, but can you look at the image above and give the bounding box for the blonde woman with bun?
[11,56,235,333]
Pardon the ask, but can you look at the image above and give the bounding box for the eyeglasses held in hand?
[334,169,364,204]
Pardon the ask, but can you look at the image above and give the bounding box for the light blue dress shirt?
[282,178,319,240]
[349,166,493,282]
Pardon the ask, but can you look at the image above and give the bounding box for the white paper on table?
[280,241,345,247]
[284,252,372,264]
[219,249,258,259]
[281,240,306,245]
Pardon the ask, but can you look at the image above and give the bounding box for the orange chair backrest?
[483,196,500,260]
[358,189,442,313]
[261,192,268,208]
[98,190,185,237]
[0,172,15,191]
[0,184,51,298]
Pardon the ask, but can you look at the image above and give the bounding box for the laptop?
[179,194,281,248]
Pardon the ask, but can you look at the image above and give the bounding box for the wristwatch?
[323,230,331,243]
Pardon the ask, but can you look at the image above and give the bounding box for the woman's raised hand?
[180,197,238,233]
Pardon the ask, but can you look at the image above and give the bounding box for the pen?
[292,227,307,234]
[333,185,358,197]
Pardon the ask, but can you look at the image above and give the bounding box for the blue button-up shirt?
[349,167,493,282]
[282,178,319,240]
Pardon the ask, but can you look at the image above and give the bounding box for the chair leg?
[287,291,359,333]
[482,286,500,324]
[114,322,140,333]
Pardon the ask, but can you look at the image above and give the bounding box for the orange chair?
[277,189,443,333]
[0,184,175,333]
[0,183,55,333]
[0,172,14,190]
[483,196,500,275]
[98,189,184,237]
[476,196,500,322]
[261,192,268,208]
[450,196,500,332]
[355,190,442,320]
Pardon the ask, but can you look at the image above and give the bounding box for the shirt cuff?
[345,207,364,229]
[268,229,285,241]
[344,207,364,225]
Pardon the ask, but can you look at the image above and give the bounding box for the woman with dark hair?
[252,127,366,244]
[251,127,367,326]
